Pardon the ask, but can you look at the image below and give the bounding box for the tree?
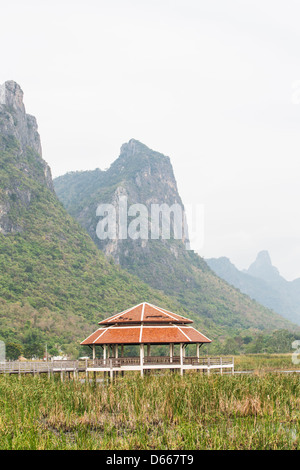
[6,342,23,360]
[23,329,44,359]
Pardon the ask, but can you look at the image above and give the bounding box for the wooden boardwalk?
[0,360,86,379]
[87,356,235,378]
[0,356,234,379]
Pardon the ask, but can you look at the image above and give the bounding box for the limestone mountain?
[247,251,284,283]
[0,81,191,356]
[206,251,300,325]
[0,81,53,234]
[54,140,296,337]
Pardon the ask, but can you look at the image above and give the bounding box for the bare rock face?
[55,139,191,271]
[0,81,54,234]
[0,81,42,156]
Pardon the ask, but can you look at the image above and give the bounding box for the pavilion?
[80,302,234,377]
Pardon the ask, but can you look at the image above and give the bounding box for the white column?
[196,344,200,360]
[103,345,107,365]
[180,343,183,375]
[169,343,174,363]
[92,344,96,361]
[115,344,118,358]
[140,344,144,377]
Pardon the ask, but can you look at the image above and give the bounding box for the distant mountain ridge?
[206,251,300,325]
[54,140,296,336]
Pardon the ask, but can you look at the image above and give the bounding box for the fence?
[0,360,85,375]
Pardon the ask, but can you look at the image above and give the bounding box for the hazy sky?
[1,0,300,280]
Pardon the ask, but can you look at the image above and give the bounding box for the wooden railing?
[90,356,234,368]
[144,356,181,364]
[0,357,234,374]
[0,360,84,374]
[183,356,234,366]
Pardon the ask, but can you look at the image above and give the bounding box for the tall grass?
[234,354,299,372]
[0,371,299,450]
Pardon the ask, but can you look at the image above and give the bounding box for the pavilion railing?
[143,356,181,364]
[90,356,234,368]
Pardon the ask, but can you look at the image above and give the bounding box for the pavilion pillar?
[115,344,118,358]
[103,345,107,366]
[147,344,151,357]
[140,344,144,377]
[169,343,174,363]
[180,343,184,376]
[120,345,124,376]
[196,343,201,373]
[92,344,96,361]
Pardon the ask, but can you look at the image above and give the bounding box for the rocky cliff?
[55,139,190,264]
[0,81,53,234]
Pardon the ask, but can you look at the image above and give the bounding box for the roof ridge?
[176,325,192,342]
[146,302,193,322]
[182,326,212,342]
[140,302,146,322]
[98,302,144,323]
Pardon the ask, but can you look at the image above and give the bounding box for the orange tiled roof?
[81,325,211,345]
[98,302,193,325]
[81,303,211,345]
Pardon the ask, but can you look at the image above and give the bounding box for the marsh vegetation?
[0,365,299,450]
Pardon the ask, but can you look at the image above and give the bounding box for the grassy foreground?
[0,371,299,450]
[234,353,300,372]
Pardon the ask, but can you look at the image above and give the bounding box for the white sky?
[1,0,300,280]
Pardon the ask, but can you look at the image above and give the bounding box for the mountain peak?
[247,250,281,282]
[0,80,42,158]
[0,80,25,111]
[255,250,272,265]
[0,81,54,234]
[120,139,160,158]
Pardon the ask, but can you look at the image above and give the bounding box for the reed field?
[234,353,300,372]
[0,367,299,450]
